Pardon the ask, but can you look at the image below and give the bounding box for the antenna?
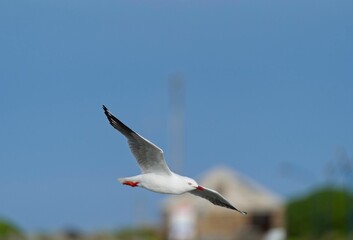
[169,74,185,173]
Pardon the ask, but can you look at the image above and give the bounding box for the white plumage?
[103,105,246,214]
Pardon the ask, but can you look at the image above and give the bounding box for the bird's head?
[185,177,203,190]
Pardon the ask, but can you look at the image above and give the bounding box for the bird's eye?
[188,182,192,185]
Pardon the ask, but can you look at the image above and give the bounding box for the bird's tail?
[117,178,124,183]
[117,175,141,183]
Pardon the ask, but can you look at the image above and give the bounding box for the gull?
[102,105,247,214]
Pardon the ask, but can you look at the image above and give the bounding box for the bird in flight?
[102,105,247,214]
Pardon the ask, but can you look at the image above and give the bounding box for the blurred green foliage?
[286,187,353,240]
[0,218,25,240]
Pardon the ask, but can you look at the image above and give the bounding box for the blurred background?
[1,0,353,239]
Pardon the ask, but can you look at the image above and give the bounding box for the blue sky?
[1,0,353,233]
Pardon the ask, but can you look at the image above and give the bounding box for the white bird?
[103,105,247,214]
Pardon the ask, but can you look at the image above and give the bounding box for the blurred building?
[162,167,285,240]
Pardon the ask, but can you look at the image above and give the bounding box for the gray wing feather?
[189,186,247,214]
[103,105,172,175]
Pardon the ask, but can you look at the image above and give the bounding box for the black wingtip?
[229,205,247,215]
[230,206,247,215]
[101,105,136,136]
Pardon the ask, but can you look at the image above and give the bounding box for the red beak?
[196,185,205,191]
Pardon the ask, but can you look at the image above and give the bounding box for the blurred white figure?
[263,228,286,240]
[168,203,196,240]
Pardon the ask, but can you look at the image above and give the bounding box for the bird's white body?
[118,173,197,194]
[103,105,247,214]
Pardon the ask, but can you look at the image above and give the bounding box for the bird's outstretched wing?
[103,105,172,175]
[189,186,247,214]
